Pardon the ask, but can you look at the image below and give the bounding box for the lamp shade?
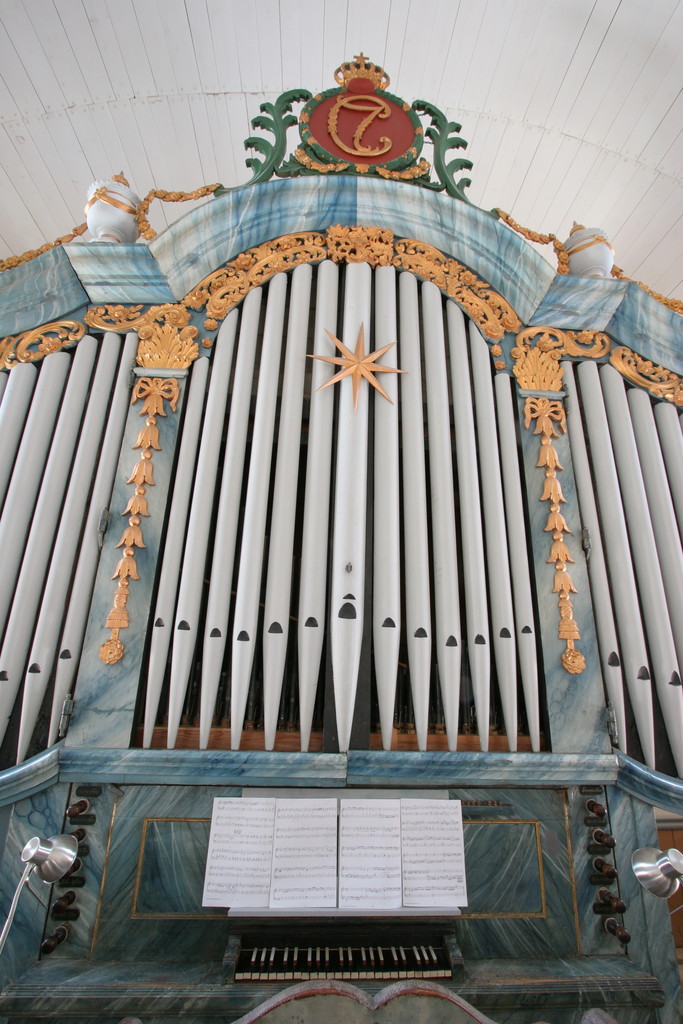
[21,834,78,883]
[631,847,683,899]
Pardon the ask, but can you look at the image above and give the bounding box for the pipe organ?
[0,55,681,1024]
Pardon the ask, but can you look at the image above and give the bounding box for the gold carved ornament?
[609,345,683,406]
[611,264,683,316]
[496,209,570,276]
[524,397,585,675]
[184,226,521,344]
[0,320,86,371]
[511,327,611,392]
[135,184,222,241]
[85,304,199,369]
[99,377,179,665]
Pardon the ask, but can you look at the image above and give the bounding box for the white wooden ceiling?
[1,0,682,301]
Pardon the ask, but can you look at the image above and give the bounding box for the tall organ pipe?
[421,281,461,749]
[372,266,401,750]
[199,288,263,749]
[628,388,683,673]
[446,303,490,750]
[330,263,372,751]
[0,363,36,511]
[654,402,683,539]
[48,333,138,746]
[262,264,313,749]
[600,365,683,773]
[493,372,540,751]
[0,352,70,636]
[17,334,123,761]
[230,276,288,749]
[166,312,238,748]
[142,356,209,747]
[398,272,432,750]
[297,262,338,751]
[577,361,655,768]
[469,323,517,750]
[562,362,626,752]
[0,338,98,747]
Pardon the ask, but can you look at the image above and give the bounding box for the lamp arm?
[0,862,34,957]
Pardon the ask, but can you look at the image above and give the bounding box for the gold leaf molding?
[511,327,611,392]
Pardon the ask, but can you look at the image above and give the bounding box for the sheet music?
[202,797,275,908]
[338,799,402,909]
[401,798,467,907]
[269,799,338,908]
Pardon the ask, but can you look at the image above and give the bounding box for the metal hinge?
[58,694,74,739]
[605,701,619,747]
[97,507,111,548]
[581,527,591,561]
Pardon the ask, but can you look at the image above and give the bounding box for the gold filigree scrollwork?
[293,148,349,173]
[524,396,584,675]
[375,160,431,181]
[511,327,611,391]
[496,209,570,276]
[184,233,328,329]
[610,345,683,406]
[0,320,86,371]
[326,225,394,267]
[85,304,199,370]
[393,238,521,340]
[99,376,179,665]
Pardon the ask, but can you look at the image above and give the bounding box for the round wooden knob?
[593,857,618,880]
[604,918,631,945]
[41,926,68,954]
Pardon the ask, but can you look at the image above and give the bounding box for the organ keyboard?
[224,919,463,984]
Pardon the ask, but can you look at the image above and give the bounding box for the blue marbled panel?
[606,281,683,375]
[63,241,176,305]
[0,247,88,338]
[615,751,683,813]
[347,751,618,787]
[354,179,555,324]
[0,746,59,809]
[515,389,609,756]
[149,178,359,300]
[529,274,629,330]
[65,371,188,750]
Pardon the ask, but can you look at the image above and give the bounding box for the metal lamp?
[0,834,78,956]
[632,847,683,899]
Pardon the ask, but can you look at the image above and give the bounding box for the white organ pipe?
[330,262,372,751]
[142,356,209,747]
[494,372,540,751]
[199,288,263,749]
[654,402,683,539]
[16,334,123,762]
[262,264,313,749]
[372,266,401,750]
[297,261,338,751]
[0,363,36,511]
[48,333,138,746]
[421,281,461,749]
[629,388,683,674]
[0,337,97,747]
[562,362,626,752]
[469,323,517,750]
[0,352,70,636]
[166,312,239,748]
[600,365,683,773]
[446,302,490,749]
[398,272,431,750]
[577,361,655,768]
[230,275,288,749]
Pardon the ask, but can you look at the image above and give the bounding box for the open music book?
[202,797,467,910]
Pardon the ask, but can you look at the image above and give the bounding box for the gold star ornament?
[309,324,405,412]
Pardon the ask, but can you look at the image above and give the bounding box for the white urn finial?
[85,173,141,243]
[564,221,615,278]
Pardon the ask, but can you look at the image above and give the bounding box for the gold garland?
[511,327,611,391]
[611,264,683,316]
[99,377,179,665]
[0,223,88,273]
[496,209,570,275]
[524,397,585,675]
[135,184,222,241]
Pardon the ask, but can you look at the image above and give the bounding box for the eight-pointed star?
[309,324,404,412]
